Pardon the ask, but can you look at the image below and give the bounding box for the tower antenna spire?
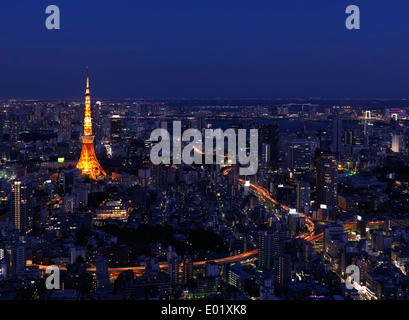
[77,69,106,179]
[86,67,90,92]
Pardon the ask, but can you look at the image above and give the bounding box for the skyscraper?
[316,155,338,210]
[391,133,403,153]
[258,229,277,270]
[331,115,344,155]
[262,124,279,164]
[11,244,25,278]
[258,228,286,270]
[76,69,107,179]
[110,115,122,144]
[296,180,311,215]
[278,254,292,286]
[11,180,33,235]
[286,138,311,171]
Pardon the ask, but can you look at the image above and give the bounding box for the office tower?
[262,124,279,163]
[286,138,311,171]
[96,255,110,289]
[11,244,25,278]
[391,133,403,153]
[11,180,33,235]
[110,115,122,144]
[181,253,193,287]
[331,115,344,154]
[296,180,311,215]
[316,154,338,210]
[77,69,107,179]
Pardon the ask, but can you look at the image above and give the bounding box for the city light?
[0,1,407,308]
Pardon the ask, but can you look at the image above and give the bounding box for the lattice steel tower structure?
[76,69,107,179]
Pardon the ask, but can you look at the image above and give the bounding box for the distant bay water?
[208,118,387,134]
[209,119,328,134]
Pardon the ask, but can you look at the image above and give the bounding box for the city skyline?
[2,0,409,307]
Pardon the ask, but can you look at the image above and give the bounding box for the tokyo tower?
[76,69,107,179]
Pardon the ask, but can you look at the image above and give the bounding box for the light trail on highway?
[29,177,384,277]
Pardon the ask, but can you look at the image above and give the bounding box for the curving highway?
[29,179,384,276]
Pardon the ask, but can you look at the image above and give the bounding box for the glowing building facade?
[76,70,107,179]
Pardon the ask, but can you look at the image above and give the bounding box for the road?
[29,180,384,276]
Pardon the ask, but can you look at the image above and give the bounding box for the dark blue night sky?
[1,0,409,99]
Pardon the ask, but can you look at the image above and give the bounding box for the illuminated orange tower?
[76,69,107,179]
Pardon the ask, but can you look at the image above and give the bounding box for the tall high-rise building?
[258,227,289,270]
[110,115,122,144]
[76,69,107,179]
[286,138,311,171]
[278,254,292,286]
[391,133,403,153]
[262,124,279,164]
[168,256,180,286]
[181,253,193,287]
[331,115,344,155]
[261,143,270,166]
[59,109,71,142]
[258,229,275,269]
[11,244,25,278]
[316,155,338,210]
[11,180,33,235]
[296,180,311,215]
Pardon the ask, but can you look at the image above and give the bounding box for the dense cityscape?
[1,70,409,301]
